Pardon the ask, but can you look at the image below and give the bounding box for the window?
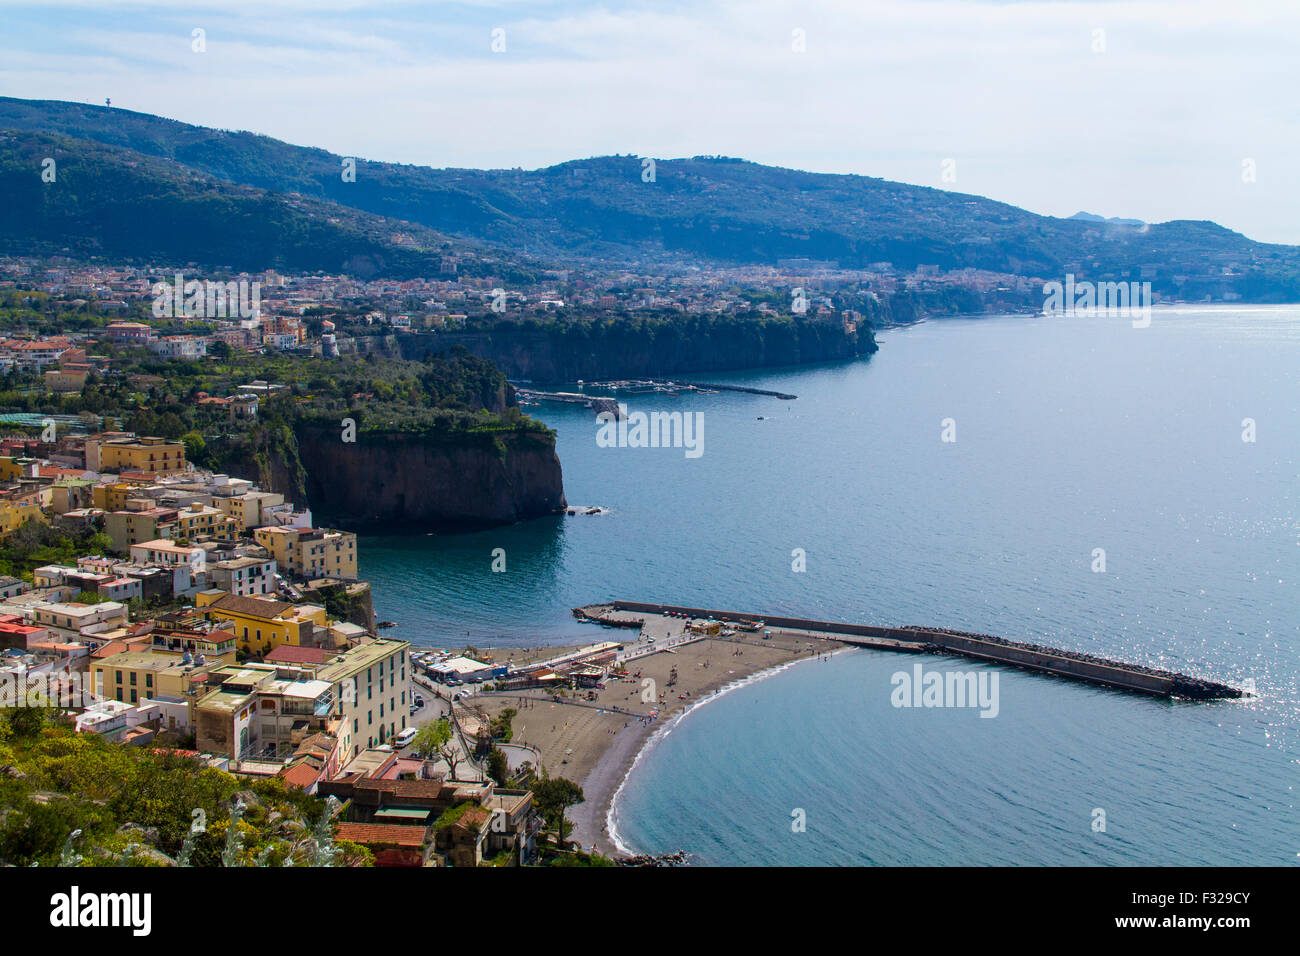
[129,672,136,686]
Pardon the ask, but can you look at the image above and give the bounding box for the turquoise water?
[361,306,1299,865]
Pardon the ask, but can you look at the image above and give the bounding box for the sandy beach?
[475,622,847,858]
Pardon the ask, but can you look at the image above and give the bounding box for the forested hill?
[2,97,1298,298]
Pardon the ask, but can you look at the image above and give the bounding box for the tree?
[413,719,459,778]
[181,430,207,467]
[486,748,510,787]
[531,777,584,848]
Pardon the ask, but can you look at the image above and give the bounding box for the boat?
[377,621,397,628]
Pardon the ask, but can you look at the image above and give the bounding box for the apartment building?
[207,556,276,597]
[89,436,187,476]
[253,526,358,581]
[105,508,178,553]
[195,590,330,656]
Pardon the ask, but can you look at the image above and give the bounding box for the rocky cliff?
[293,424,565,531]
[396,319,876,381]
[213,422,565,532]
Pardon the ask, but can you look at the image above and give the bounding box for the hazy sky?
[2,0,1297,244]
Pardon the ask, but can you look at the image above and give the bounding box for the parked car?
[413,695,426,708]
[393,727,419,749]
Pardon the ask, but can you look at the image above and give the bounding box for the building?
[334,822,432,866]
[253,526,358,581]
[194,661,337,762]
[212,489,285,530]
[207,556,276,597]
[89,436,187,476]
[105,508,178,554]
[195,591,331,657]
[129,540,205,594]
[104,321,154,345]
[173,501,239,542]
[89,649,219,717]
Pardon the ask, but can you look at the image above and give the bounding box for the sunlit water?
[361,306,1299,865]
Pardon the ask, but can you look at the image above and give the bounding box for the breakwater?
[677,382,797,400]
[581,601,1245,700]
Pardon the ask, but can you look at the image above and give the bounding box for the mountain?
[0,129,544,282]
[1070,211,1146,228]
[1,96,1299,298]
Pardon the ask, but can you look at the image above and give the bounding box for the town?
[0,423,641,867]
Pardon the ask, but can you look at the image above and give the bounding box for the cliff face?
[396,322,876,381]
[292,425,566,531]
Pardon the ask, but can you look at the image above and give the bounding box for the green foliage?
[0,520,110,579]
[486,747,510,787]
[530,776,585,846]
[0,719,371,867]
[489,708,516,743]
[2,101,1297,298]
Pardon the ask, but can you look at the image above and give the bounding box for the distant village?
[0,255,1069,373]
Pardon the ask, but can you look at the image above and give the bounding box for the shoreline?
[596,647,848,860]
[476,623,849,861]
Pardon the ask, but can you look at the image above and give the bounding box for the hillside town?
[0,426,639,867]
[0,255,1068,366]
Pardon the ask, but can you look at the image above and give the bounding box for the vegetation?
[412,718,460,778]
[530,775,584,848]
[3,99,1299,298]
[0,521,112,580]
[489,707,516,743]
[0,708,371,866]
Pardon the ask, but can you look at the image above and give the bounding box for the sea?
[359,305,1299,865]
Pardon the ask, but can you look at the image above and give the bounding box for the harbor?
[574,602,1247,700]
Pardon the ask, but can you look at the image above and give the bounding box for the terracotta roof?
[265,644,333,665]
[334,822,428,847]
[208,593,294,619]
[453,807,492,830]
[280,761,324,790]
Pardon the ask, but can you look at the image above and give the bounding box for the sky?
[1,0,1297,244]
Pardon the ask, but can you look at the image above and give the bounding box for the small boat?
[377,621,398,628]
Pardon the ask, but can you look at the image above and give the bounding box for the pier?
[575,602,1246,700]
[515,388,622,419]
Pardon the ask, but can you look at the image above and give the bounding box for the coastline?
[477,626,849,861]
[597,648,847,859]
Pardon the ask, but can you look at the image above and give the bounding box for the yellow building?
[175,502,239,541]
[213,490,285,530]
[0,495,47,537]
[93,436,187,476]
[253,526,358,581]
[195,590,332,657]
[0,457,34,482]
[90,650,221,710]
[92,482,143,512]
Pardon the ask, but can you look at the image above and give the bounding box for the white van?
[393,727,419,749]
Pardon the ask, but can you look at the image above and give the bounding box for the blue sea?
[360,306,1299,865]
